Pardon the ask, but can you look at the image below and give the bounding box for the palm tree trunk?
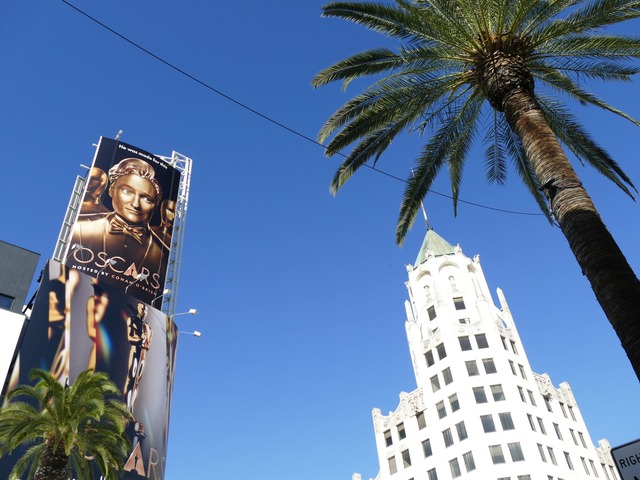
[503,90,640,382]
[35,443,69,480]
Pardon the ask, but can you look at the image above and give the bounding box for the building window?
[509,360,517,375]
[527,414,536,431]
[589,459,599,477]
[491,384,506,401]
[518,386,526,403]
[501,336,509,350]
[425,350,435,367]
[416,411,426,430]
[455,421,468,441]
[442,367,453,385]
[499,412,514,430]
[436,343,447,360]
[443,428,454,447]
[570,428,578,445]
[564,452,574,470]
[427,468,438,480]
[537,417,547,435]
[431,375,441,392]
[560,402,568,418]
[397,423,406,440]
[388,456,397,474]
[463,451,476,472]
[428,305,437,320]
[537,443,547,462]
[527,390,537,406]
[453,297,465,310]
[483,358,497,374]
[473,386,487,404]
[544,395,553,413]
[517,476,532,480]
[384,430,393,447]
[508,442,525,462]
[548,447,558,466]
[459,336,472,351]
[510,339,518,354]
[422,439,433,458]
[518,364,527,379]
[436,401,447,419]
[602,464,611,480]
[553,423,563,440]
[489,445,506,464]
[466,360,479,376]
[449,458,461,478]
[481,414,496,433]
[401,449,412,468]
[475,333,488,348]
[581,457,590,475]
[579,431,587,448]
[449,393,460,412]
[0,293,15,310]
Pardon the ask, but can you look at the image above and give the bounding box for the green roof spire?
[414,229,456,266]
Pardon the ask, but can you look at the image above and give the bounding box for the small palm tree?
[313,0,640,379]
[0,368,131,480]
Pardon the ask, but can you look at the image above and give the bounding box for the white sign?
[612,439,640,480]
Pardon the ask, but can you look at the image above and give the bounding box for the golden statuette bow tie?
[108,217,146,244]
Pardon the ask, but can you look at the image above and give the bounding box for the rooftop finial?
[411,169,431,230]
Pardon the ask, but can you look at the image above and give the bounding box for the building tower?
[364,229,619,480]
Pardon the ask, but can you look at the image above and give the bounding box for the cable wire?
[59,0,543,217]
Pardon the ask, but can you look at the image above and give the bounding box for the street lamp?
[125,273,148,293]
[62,243,83,263]
[97,258,117,276]
[178,330,202,338]
[171,308,198,319]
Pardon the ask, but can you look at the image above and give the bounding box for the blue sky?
[1,1,639,479]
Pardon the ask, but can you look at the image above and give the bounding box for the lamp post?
[178,330,202,338]
[125,273,148,294]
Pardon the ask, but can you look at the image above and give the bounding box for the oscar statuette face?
[164,200,176,224]
[110,174,159,225]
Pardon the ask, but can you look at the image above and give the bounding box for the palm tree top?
[0,368,131,480]
[313,0,640,243]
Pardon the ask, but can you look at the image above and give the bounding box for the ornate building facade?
[360,230,618,480]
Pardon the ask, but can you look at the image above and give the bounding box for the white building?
[362,229,619,480]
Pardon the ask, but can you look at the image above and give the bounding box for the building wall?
[0,240,39,396]
[0,240,40,314]
[366,232,618,480]
[0,309,26,395]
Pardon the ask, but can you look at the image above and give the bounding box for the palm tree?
[313,0,640,380]
[0,368,131,480]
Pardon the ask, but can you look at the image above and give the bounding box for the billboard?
[2,260,179,479]
[66,137,180,305]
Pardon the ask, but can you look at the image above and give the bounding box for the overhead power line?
[59,0,543,217]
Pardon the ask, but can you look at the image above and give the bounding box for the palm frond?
[538,95,637,196]
[533,0,640,44]
[540,34,640,59]
[396,95,484,242]
[484,110,508,184]
[535,67,640,126]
